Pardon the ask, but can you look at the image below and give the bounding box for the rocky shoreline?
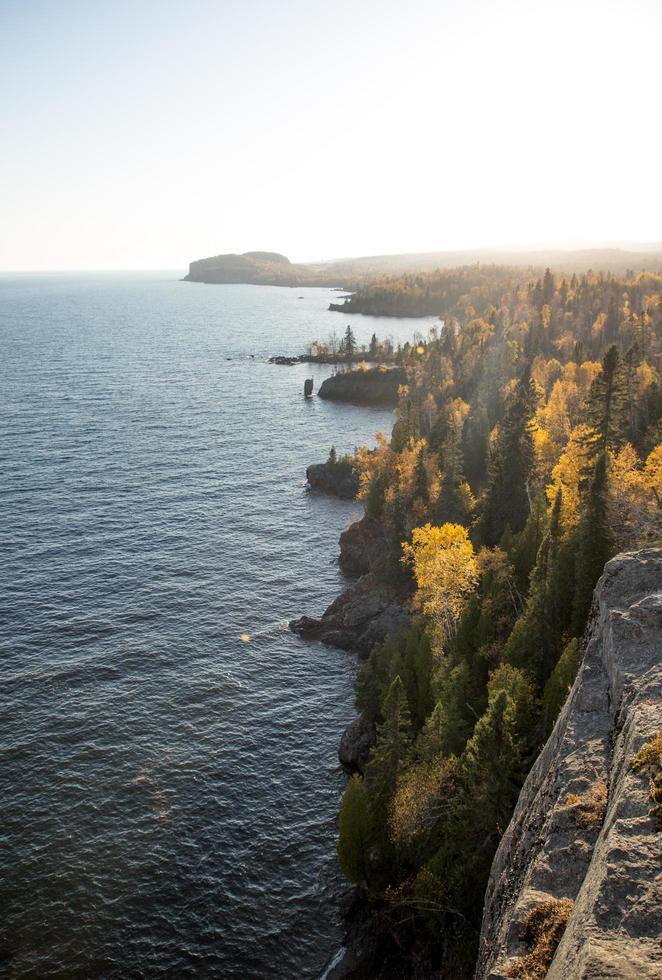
[293,467,412,977]
[290,513,409,657]
[306,461,359,501]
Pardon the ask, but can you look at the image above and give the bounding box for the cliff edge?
[476,548,662,980]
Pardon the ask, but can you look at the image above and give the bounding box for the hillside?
[182,250,350,286]
[477,548,661,980]
[292,263,662,977]
[183,245,662,288]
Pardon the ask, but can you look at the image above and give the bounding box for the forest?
[335,265,662,976]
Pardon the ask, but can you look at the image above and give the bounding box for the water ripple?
[0,275,433,978]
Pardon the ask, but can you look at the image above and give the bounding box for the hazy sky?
[1,0,660,270]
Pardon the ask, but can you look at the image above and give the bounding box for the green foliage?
[572,453,613,635]
[542,638,581,734]
[338,774,372,886]
[364,471,387,518]
[461,688,525,837]
[436,430,472,524]
[587,344,627,451]
[334,263,662,970]
[478,370,538,546]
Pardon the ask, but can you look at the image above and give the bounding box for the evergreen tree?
[338,775,372,886]
[542,638,581,734]
[503,490,569,688]
[461,689,524,839]
[542,267,555,305]
[436,430,471,525]
[367,675,412,824]
[604,297,619,345]
[478,369,537,546]
[462,403,490,489]
[413,445,429,503]
[369,332,378,359]
[586,345,627,452]
[572,452,613,635]
[413,631,434,729]
[343,324,357,360]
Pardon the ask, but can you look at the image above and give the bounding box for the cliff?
[476,548,662,980]
[184,251,300,284]
[290,515,410,655]
[317,367,405,406]
[183,250,353,287]
[306,461,359,500]
[184,246,662,290]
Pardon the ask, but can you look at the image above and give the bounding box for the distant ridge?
[184,244,662,286]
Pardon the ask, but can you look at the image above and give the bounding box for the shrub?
[507,898,574,979]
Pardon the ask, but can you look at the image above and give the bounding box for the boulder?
[339,516,388,576]
[338,714,376,774]
[306,462,359,500]
[475,548,662,980]
[290,572,410,658]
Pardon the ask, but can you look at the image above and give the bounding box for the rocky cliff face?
[476,548,662,980]
[318,367,405,406]
[290,515,409,655]
[306,461,359,500]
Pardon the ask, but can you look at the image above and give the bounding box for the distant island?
[182,250,352,287]
[183,245,662,290]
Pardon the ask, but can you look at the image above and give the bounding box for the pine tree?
[436,430,471,525]
[572,452,613,635]
[338,774,372,886]
[413,445,429,503]
[369,332,378,359]
[479,369,537,546]
[586,345,627,452]
[461,689,524,839]
[343,324,357,360]
[462,403,490,489]
[542,638,581,734]
[542,267,555,305]
[367,675,412,822]
[413,631,434,729]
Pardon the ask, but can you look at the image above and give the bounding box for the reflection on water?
[0,276,433,978]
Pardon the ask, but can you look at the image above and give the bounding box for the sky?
[1,0,661,270]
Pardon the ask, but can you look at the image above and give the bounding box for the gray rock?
[339,515,389,576]
[475,548,662,980]
[339,714,376,774]
[306,462,360,500]
[290,572,410,657]
[318,367,405,406]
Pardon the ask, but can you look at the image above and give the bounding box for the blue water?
[0,274,435,979]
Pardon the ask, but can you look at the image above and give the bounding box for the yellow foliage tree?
[643,444,662,508]
[547,424,596,527]
[401,523,478,643]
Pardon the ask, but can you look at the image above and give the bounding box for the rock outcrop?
[318,367,405,406]
[338,714,376,773]
[290,572,410,657]
[476,548,662,980]
[339,515,389,576]
[306,462,360,500]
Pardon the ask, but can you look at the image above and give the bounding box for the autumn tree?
[401,523,478,644]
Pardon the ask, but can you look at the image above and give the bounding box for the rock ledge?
[476,548,662,980]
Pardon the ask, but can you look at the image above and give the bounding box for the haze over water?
[0,276,435,978]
